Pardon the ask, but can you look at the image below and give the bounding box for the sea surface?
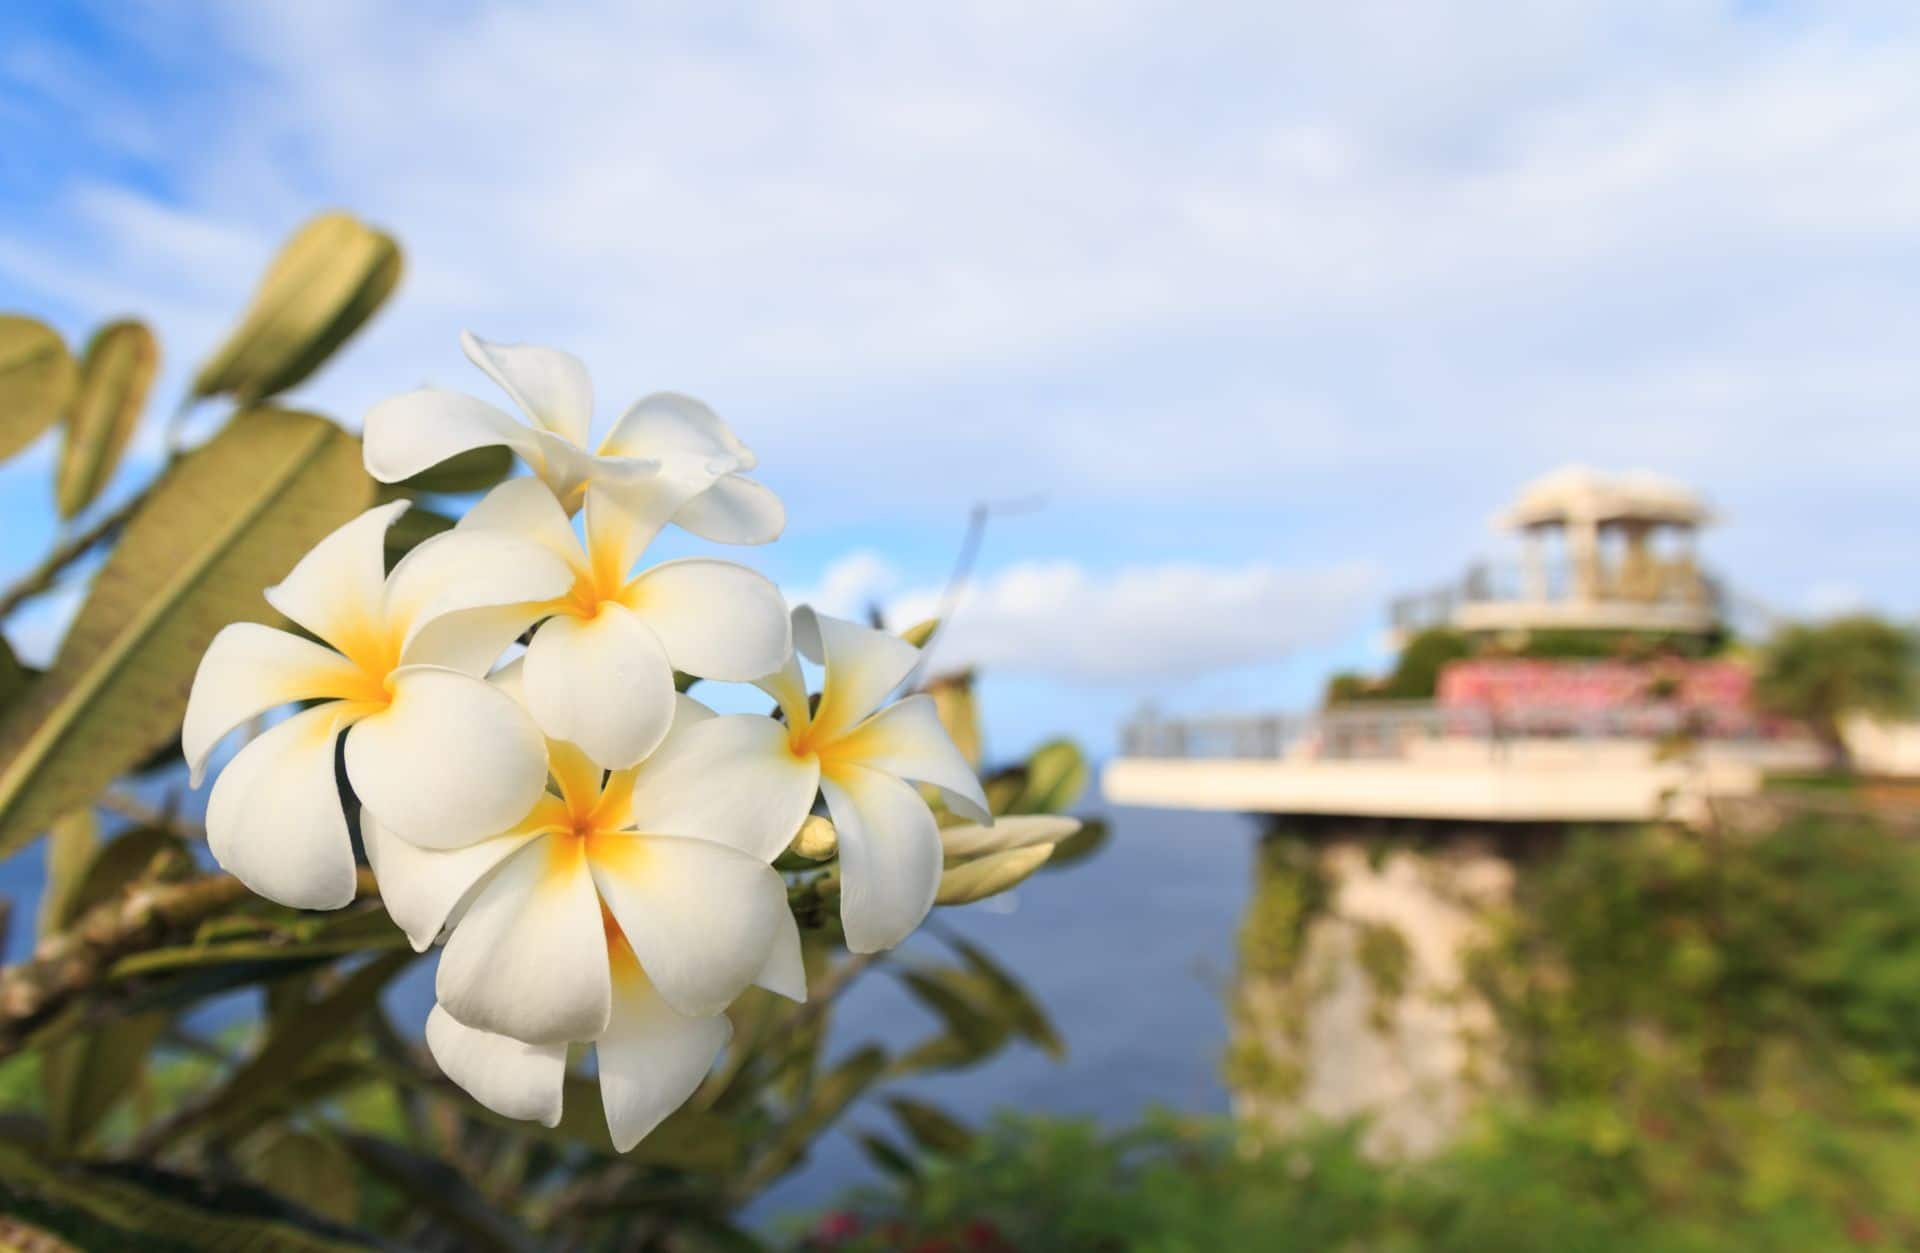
[0,798,1264,1221]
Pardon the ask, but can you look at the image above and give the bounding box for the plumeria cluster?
[183,334,991,1151]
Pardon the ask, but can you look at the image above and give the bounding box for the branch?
[0,867,377,1058]
[0,489,147,620]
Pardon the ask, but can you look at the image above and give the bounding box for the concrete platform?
[1101,753,1772,823]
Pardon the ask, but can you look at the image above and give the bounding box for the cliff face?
[1228,834,1513,1158]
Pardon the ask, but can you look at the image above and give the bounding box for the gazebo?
[1391,466,1723,640]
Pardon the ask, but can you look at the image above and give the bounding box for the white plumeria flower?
[454,477,790,767]
[362,664,805,1052]
[183,502,574,909]
[362,331,784,543]
[421,924,746,1153]
[753,608,993,954]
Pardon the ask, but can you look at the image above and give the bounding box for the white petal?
[401,603,541,677]
[670,692,716,732]
[264,500,406,648]
[362,387,547,484]
[838,695,992,823]
[457,477,587,569]
[461,331,593,448]
[183,622,361,785]
[426,1005,566,1127]
[626,714,820,861]
[941,815,1082,860]
[386,530,572,660]
[588,833,789,1017]
[795,608,920,741]
[344,666,549,849]
[436,834,611,1044]
[820,765,943,954]
[522,603,675,769]
[363,806,550,950]
[672,474,785,545]
[754,906,807,1003]
[747,649,804,721]
[596,954,731,1152]
[625,558,789,682]
[597,392,751,468]
[582,479,683,589]
[205,705,357,911]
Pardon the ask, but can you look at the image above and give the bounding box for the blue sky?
[3,1,1918,759]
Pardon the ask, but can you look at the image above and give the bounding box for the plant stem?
[0,867,377,1058]
[0,488,148,620]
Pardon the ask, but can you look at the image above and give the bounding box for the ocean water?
[0,798,1264,1218]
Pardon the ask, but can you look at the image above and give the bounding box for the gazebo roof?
[1497,465,1711,530]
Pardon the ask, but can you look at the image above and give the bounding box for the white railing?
[1121,702,1805,763]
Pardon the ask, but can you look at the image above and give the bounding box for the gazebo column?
[1521,527,1549,603]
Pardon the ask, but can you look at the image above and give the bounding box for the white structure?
[1390,466,1722,642]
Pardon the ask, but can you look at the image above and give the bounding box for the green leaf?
[42,1012,168,1155]
[152,948,413,1148]
[394,444,514,494]
[37,809,96,937]
[55,320,158,519]
[59,825,190,925]
[855,1131,921,1181]
[379,499,455,563]
[0,636,28,712]
[0,407,373,857]
[1041,816,1110,871]
[942,932,1065,1059]
[755,1045,888,1182]
[339,1133,533,1253]
[247,1131,360,1226]
[192,212,403,404]
[1013,738,1088,814]
[0,1139,377,1251]
[886,1096,975,1157]
[0,314,76,463]
[925,670,982,769]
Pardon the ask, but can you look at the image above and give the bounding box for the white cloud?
[4,0,1919,634]
[796,552,1377,683]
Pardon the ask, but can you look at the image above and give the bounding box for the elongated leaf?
[153,949,413,1148]
[0,1141,376,1251]
[886,1096,974,1156]
[942,933,1065,1059]
[1041,816,1110,871]
[339,1134,533,1253]
[43,1012,167,1154]
[1014,738,1088,814]
[395,444,514,494]
[378,497,455,563]
[248,1132,359,1226]
[0,636,28,712]
[925,670,982,769]
[0,407,373,857]
[193,212,402,403]
[55,320,158,519]
[38,810,96,937]
[0,314,76,462]
[760,1045,887,1176]
[59,825,190,925]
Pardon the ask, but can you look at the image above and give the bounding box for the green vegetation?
[1755,614,1919,771]
[814,815,1920,1250]
[0,216,1098,1249]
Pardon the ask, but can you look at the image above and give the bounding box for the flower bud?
[788,814,839,861]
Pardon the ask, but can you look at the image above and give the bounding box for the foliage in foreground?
[0,213,1107,1249]
[808,815,1920,1251]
